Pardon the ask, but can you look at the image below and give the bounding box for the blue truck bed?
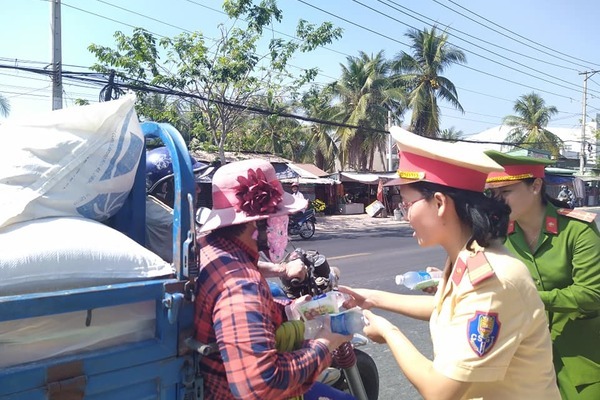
[0,122,200,400]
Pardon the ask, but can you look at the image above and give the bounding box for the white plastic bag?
[0,95,143,228]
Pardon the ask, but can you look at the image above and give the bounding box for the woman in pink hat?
[194,159,353,400]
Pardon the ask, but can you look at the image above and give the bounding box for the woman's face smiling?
[400,185,439,247]
[491,180,539,221]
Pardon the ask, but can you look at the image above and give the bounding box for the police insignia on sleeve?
[467,311,501,357]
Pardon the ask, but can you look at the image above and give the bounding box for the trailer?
[0,121,202,400]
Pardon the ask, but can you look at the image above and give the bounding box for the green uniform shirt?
[505,203,600,399]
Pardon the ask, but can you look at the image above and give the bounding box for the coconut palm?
[0,93,10,118]
[392,26,466,137]
[301,85,339,172]
[333,50,405,170]
[503,92,562,157]
[439,126,464,142]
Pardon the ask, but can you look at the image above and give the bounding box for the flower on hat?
[235,168,283,215]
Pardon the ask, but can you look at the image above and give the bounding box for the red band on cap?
[400,151,489,192]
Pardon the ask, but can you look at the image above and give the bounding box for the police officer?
[340,128,560,399]
[485,150,600,400]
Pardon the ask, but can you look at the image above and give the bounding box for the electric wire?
[433,0,600,69]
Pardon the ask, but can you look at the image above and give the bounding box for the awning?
[281,177,339,185]
[339,172,397,184]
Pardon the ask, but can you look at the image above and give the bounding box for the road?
[289,222,445,400]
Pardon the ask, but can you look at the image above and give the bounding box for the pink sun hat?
[199,159,307,232]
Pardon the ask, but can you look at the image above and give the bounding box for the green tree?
[333,50,405,171]
[244,89,309,160]
[0,93,10,117]
[301,85,339,172]
[503,92,562,157]
[392,26,466,137]
[439,126,464,142]
[88,0,342,164]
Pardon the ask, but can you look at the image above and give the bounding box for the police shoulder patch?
[466,251,495,286]
[556,208,596,223]
[467,311,501,357]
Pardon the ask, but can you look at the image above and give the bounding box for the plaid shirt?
[194,232,331,400]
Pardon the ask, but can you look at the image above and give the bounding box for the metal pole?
[387,110,393,171]
[51,0,62,110]
[579,70,600,175]
[580,72,587,175]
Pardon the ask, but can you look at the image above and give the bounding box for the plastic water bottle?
[395,270,443,290]
[285,291,351,321]
[304,308,366,339]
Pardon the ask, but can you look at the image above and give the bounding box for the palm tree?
[333,50,405,170]
[0,93,10,118]
[503,92,562,157]
[439,126,464,142]
[301,85,339,172]
[392,26,466,137]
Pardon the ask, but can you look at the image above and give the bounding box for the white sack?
[0,217,175,296]
[0,95,143,228]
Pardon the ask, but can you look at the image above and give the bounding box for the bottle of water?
[395,270,443,290]
[285,291,350,321]
[304,308,366,339]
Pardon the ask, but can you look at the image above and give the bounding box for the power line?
[296,0,586,101]
[354,0,591,96]
[433,0,600,69]
[0,62,590,150]
[379,0,579,73]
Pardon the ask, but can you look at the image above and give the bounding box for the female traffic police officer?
[485,150,600,400]
[340,127,560,400]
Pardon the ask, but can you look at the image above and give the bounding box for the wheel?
[298,220,315,239]
[333,349,379,400]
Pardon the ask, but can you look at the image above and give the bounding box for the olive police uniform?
[431,242,560,399]
[505,205,600,399]
[485,150,600,399]
[388,127,561,399]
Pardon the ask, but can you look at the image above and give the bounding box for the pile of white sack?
[0,95,173,295]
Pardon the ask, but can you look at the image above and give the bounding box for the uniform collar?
[507,202,559,236]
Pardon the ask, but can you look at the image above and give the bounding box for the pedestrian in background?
[340,127,560,400]
[485,150,600,400]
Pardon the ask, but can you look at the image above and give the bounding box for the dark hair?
[410,181,510,248]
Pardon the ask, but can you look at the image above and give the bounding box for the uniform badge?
[467,311,501,357]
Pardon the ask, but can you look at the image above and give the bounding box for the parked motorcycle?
[288,209,317,239]
[275,248,379,400]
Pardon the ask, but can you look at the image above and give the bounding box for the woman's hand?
[337,286,377,310]
[362,309,399,344]
[421,266,443,295]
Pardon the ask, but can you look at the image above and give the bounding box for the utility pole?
[387,110,393,171]
[51,0,62,110]
[579,70,600,174]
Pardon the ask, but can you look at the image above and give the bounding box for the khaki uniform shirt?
[505,204,600,399]
[430,241,560,400]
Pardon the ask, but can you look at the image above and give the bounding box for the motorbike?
[288,209,317,239]
[273,248,380,400]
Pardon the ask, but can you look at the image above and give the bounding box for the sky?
[2,0,600,138]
